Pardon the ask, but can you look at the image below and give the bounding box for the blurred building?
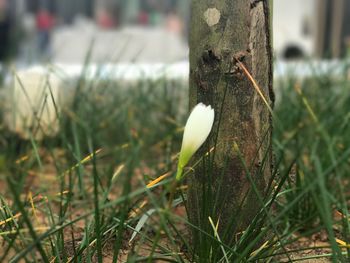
[10,0,189,27]
[274,0,350,59]
[5,0,190,64]
[4,0,350,61]
[316,0,350,58]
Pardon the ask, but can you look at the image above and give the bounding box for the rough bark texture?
[188,0,274,244]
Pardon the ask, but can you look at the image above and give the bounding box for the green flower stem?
[167,179,178,209]
[175,166,184,181]
[168,166,184,209]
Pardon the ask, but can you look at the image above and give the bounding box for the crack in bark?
[250,0,264,9]
[262,0,275,106]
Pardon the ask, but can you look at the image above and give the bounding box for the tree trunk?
[188,0,274,246]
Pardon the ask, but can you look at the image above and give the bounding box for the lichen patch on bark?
[204,8,221,27]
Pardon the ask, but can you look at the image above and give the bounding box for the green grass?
[0,61,350,262]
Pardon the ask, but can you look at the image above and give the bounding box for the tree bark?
[188,0,274,245]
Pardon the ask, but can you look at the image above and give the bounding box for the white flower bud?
[176,103,214,180]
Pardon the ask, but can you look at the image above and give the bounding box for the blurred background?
[1,2,350,262]
[1,0,350,138]
[1,0,350,137]
[0,0,350,65]
[0,0,190,64]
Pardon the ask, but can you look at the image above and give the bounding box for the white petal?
[179,103,214,166]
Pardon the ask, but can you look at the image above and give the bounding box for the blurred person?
[0,0,10,61]
[165,10,183,36]
[147,1,164,26]
[346,37,350,58]
[36,7,55,57]
[96,8,115,29]
[21,14,37,63]
[137,9,149,26]
[149,10,164,26]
